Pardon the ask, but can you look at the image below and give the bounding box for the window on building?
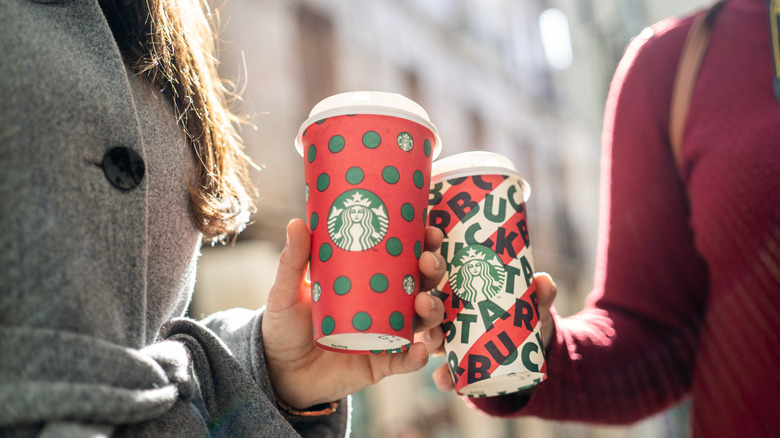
[403,69,422,106]
[297,5,335,108]
[538,8,573,71]
[469,109,485,150]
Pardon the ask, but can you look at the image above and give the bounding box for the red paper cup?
[428,151,546,396]
[295,92,441,354]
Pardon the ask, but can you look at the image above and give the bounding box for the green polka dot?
[328,135,345,153]
[334,276,351,295]
[413,170,424,189]
[346,167,364,184]
[389,311,405,331]
[422,209,428,226]
[322,316,335,335]
[353,312,372,331]
[310,212,319,231]
[414,241,422,258]
[382,166,400,184]
[307,144,317,163]
[319,243,333,262]
[424,139,432,157]
[316,119,326,125]
[316,173,330,191]
[386,237,403,256]
[370,274,388,292]
[362,131,381,149]
[370,349,384,354]
[401,203,415,221]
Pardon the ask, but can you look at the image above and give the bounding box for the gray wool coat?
[0,0,348,436]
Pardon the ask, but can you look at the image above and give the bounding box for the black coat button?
[102,147,145,191]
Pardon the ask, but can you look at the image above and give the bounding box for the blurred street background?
[189,0,711,436]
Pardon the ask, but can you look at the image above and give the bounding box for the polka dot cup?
[295,92,441,354]
[427,151,546,397]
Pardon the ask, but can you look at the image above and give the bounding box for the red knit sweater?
[469,0,780,436]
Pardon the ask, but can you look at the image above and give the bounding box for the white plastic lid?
[294,91,441,158]
[431,151,530,201]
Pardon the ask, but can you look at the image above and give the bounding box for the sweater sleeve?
[200,308,349,437]
[469,14,709,424]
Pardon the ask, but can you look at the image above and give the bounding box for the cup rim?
[294,91,442,159]
[431,151,531,201]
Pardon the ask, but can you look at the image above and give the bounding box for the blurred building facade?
[192,0,711,436]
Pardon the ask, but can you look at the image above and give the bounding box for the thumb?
[266,219,312,312]
[533,272,557,350]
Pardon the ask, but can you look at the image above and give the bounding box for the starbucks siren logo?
[312,282,322,302]
[397,132,414,152]
[448,245,506,302]
[403,274,415,295]
[328,190,389,251]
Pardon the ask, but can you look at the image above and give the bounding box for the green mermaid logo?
[397,132,414,152]
[403,274,415,295]
[448,245,506,302]
[312,282,322,302]
[328,190,389,251]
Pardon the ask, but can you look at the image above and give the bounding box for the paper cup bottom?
[459,371,546,398]
[316,333,411,354]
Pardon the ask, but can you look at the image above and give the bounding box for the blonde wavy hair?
[101,0,255,242]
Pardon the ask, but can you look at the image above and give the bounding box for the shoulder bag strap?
[669,1,726,164]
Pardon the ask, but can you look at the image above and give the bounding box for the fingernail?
[433,254,441,270]
[424,331,432,342]
[429,293,437,311]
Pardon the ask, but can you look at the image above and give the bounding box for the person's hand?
[261,219,447,409]
[427,272,558,392]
